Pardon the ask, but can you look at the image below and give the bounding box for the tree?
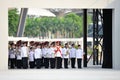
[24,13,86,38]
[65,13,83,38]
[8,8,19,36]
[9,8,92,38]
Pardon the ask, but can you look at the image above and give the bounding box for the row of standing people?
[8,41,84,69]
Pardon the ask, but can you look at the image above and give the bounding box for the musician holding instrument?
[62,43,70,69]
[54,41,62,69]
[21,42,29,69]
[49,42,56,69]
[34,42,42,69]
[70,43,76,68]
[16,44,22,69]
[9,43,16,69]
[43,42,49,69]
[29,47,35,69]
[76,44,84,68]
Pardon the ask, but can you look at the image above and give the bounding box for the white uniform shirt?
[76,48,84,59]
[62,48,70,58]
[42,47,49,58]
[42,48,46,58]
[41,48,45,57]
[34,48,42,59]
[46,48,50,58]
[9,49,16,59]
[29,51,34,61]
[48,47,55,58]
[21,46,28,57]
[70,47,76,58]
[16,48,22,60]
[55,46,62,57]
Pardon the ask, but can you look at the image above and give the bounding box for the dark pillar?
[93,9,96,65]
[102,9,112,68]
[96,9,99,65]
[17,8,28,37]
[93,9,100,65]
[83,9,87,67]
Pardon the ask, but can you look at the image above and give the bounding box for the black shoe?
[73,67,76,68]
[65,67,68,69]
[56,67,60,69]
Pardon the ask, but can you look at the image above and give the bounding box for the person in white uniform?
[16,45,22,69]
[41,43,45,67]
[62,43,70,69]
[47,46,52,68]
[76,45,84,68]
[29,47,35,68]
[43,42,50,69]
[54,41,62,69]
[9,43,16,69]
[70,44,76,68]
[49,42,56,69]
[34,43,42,69]
[21,42,29,69]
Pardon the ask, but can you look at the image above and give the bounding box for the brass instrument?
[16,40,21,55]
[16,48,21,55]
[13,48,16,54]
[65,49,69,56]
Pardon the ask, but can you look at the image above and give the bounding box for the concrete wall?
[0,6,8,70]
[112,0,120,69]
[0,0,120,70]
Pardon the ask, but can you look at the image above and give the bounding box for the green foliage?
[8,9,92,38]
[8,8,19,36]
[64,13,83,37]
[24,14,84,38]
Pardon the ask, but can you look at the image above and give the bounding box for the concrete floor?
[0,68,120,80]
[2,59,120,80]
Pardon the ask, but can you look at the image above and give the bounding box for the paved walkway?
[1,59,120,80]
[0,68,120,80]
[1,63,120,80]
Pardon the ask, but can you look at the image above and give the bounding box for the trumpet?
[12,48,16,55]
[65,50,69,56]
[16,48,21,55]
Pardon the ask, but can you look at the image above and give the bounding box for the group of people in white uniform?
[8,40,84,69]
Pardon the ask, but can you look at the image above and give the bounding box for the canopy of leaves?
[8,8,19,36]
[24,13,85,38]
[9,9,92,38]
